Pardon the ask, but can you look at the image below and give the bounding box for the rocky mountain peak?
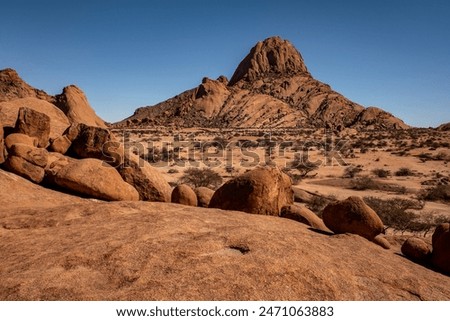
[228,36,309,86]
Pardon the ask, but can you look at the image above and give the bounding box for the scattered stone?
[5,133,38,149]
[373,235,391,250]
[117,153,172,202]
[8,143,48,167]
[15,107,51,147]
[4,155,45,183]
[401,237,431,264]
[194,187,214,208]
[322,196,384,240]
[431,223,450,275]
[49,135,72,154]
[52,158,139,201]
[171,184,198,206]
[209,166,293,215]
[280,204,329,231]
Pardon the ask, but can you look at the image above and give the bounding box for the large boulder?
[117,153,172,202]
[4,155,45,183]
[68,123,118,161]
[8,143,48,167]
[5,133,38,149]
[401,237,431,264]
[431,223,450,275]
[14,107,50,147]
[194,186,214,208]
[209,166,293,215]
[280,204,329,231]
[171,184,198,206]
[322,196,384,241]
[52,158,139,201]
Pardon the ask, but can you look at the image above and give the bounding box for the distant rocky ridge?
[116,36,408,130]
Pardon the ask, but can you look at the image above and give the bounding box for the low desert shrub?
[395,167,414,177]
[350,176,378,190]
[343,165,362,178]
[419,185,450,202]
[179,167,223,190]
[372,168,391,178]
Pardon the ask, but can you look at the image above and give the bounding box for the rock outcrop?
[322,196,385,241]
[116,36,408,130]
[54,85,107,128]
[1,170,450,300]
[209,166,293,215]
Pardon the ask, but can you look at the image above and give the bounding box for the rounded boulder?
[171,184,198,207]
[322,196,384,240]
[209,166,293,216]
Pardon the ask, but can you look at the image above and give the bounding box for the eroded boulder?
[322,196,384,240]
[117,153,171,202]
[52,158,139,201]
[194,186,214,208]
[209,166,293,215]
[401,237,431,264]
[280,204,329,231]
[171,184,198,206]
[15,107,50,147]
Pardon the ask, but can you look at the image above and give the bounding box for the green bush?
[180,167,223,190]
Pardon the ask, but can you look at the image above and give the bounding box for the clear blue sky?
[1,0,449,127]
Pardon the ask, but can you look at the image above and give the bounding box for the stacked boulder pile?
[0,68,171,202]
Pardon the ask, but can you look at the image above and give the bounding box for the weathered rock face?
[322,196,384,241]
[280,204,329,231]
[8,143,48,167]
[1,171,450,300]
[116,36,408,130]
[51,158,139,201]
[209,166,293,215]
[171,184,198,206]
[14,107,50,147]
[68,123,115,160]
[49,135,72,154]
[117,153,172,202]
[0,68,51,102]
[54,85,106,128]
[5,133,38,149]
[431,223,450,275]
[4,156,45,183]
[194,186,214,208]
[401,237,431,264]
